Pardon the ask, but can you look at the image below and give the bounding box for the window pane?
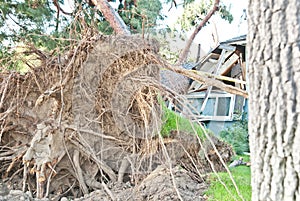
[216,97,231,116]
[189,98,201,114]
[202,98,215,116]
[187,98,203,115]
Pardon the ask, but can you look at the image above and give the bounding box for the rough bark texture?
[248,0,300,200]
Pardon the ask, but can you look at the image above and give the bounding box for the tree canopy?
[0,0,233,70]
[0,0,162,49]
[177,0,233,32]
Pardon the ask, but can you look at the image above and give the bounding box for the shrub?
[219,120,249,155]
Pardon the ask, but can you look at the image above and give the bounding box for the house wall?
[205,121,235,136]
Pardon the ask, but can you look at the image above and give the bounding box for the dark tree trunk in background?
[248,0,300,200]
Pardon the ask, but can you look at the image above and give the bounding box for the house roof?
[220,35,246,46]
[160,35,247,95]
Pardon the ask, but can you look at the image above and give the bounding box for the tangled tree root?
[0,34,233,200]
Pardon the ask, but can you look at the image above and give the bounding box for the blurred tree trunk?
[248,0,300,200]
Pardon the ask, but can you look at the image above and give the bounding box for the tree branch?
[177,0,220,64]
[91,0,131,35]
[53,0,72,16]
[168,0,177,11]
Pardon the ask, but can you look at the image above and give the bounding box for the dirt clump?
[72,165,207,201]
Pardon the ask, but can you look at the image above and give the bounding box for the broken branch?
[163,63,248,98]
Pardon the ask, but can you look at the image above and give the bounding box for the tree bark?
[248,0,300,200]
[91,0,131,35]
[177,0,220,64]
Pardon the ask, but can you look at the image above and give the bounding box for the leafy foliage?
[0,0,57,47]
[219,120,249,155]
[0,0,234,72]
[118,0,162,33]
[177,0,233,32]
[0,0,164,71]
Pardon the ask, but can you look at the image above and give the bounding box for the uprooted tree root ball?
[0,34,233,200]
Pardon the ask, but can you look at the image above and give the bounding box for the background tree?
[175,0,233,64]
[248,0,300,200]
[117,0,162,34]
[0,0,162,69]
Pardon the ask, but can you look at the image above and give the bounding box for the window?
[185,91,244,121]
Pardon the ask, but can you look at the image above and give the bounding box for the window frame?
[185,91,238,121]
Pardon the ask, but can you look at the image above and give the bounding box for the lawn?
[205,155,251,201]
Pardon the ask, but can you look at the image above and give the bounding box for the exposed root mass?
[0,33,233,200]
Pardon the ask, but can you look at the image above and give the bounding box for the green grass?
[205,155,251,201]
[160,103,204,139]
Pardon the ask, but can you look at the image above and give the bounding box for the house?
[183,35,248,135]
